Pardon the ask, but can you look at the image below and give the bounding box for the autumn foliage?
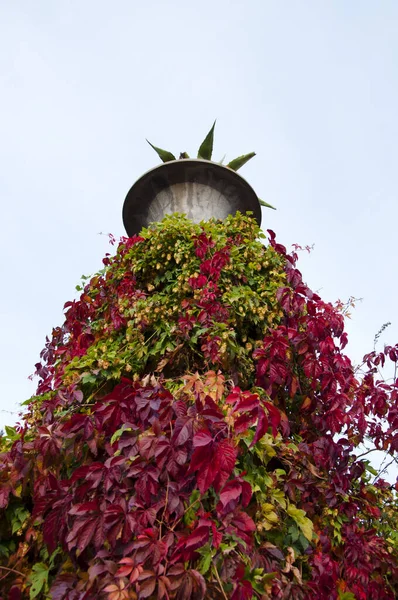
[1,213,398,599]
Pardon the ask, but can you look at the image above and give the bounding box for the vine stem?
[169,497,201,532]
[0,565,25,582]
[158,474,170,538]
[212,562,228,600]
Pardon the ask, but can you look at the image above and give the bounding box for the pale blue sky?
[1,1,397,477]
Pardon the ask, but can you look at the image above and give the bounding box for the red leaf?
[173,420,192,446]
[234,413,256,433]
[241,480,252,507]
[264,401,281,437]
[66,517,98,553]
[138,575,156,598]
[197,461,218,494]
[217,439,236,473]
[234,393,259,413]
[184,525,210,550]
[211,522,223,548]
[193,429,213,448]
[49,575,77,600]
[9,588,22,600]
[191,437,236,493]
[231,580,253,600]
[219,480,242,508]
[68,501,99,515]
[189,444,213,474]
[252,407,268,446]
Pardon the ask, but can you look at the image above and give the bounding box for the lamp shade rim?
[123,158,261,236]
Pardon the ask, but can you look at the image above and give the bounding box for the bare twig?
[0,565,26,582]
[158,475,170,538]
[212,562,228,600]
[355,448,379,460]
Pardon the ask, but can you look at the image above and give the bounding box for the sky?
[1,1,397,479]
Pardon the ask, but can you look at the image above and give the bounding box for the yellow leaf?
[287,504,314,541]
[261,503,279,528]
[270,489,287,509]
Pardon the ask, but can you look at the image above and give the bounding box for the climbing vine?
[1,213,397,599]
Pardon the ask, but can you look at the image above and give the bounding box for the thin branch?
[169,497,201,532]
[373,457,396,484]
[158,475,170,538]
[212,562,228,600]
[0,565,26,582]
[355,448,379,460]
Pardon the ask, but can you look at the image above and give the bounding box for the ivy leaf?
[197,543,213,574]
[146,140,176,162]
[185,525,210,552]
[252,407,269,446]
[198,120,216,160]
[5,425,20,441]
[110,425,132,445]
[286,505,314,541]
[227,152,256,171]
[260,503,279,530]
[190,431,236,493]
[258,198,276,210]
[137,572,157,598]
[81,373,97,385]
[29,563,49,599]
[365,462,378,477]
[11,506,30,534]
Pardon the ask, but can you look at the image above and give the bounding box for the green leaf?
[0,543,11,558]
[81,373,97,385]
[190,326,208,344]
[146,140,176,163]
[197,544,213,574]
[227,152,256,171]
[287,523,300,543]
[198,120,216,160]
[29,562,49,599]
[5,426,19,441]
[184,489,201,526]
[11,506,30,534]
[110,426,132,445]
[189,489,201,505]
[270,488,287,509]
[258,198,276,210]
[365,463,378,476]
[48,547,62,569]
[287,504,314,541]
[338,592,356,600]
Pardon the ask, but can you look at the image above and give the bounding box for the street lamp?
[123,158,261,237]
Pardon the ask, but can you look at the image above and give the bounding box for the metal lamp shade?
[122,159,261,237]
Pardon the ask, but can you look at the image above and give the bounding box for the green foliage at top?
[197,120,216,160]
[146,122,276,209]
[60,214,285,393]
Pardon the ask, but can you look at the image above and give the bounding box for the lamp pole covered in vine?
[0,124,397,600]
